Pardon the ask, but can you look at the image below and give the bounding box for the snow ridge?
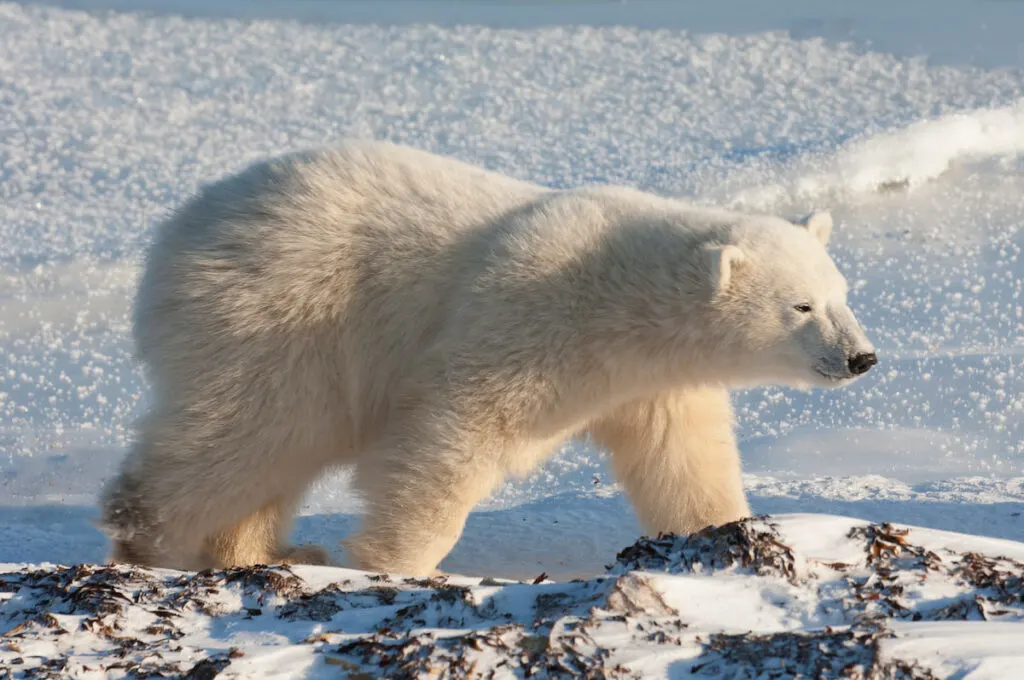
[729,101,1024,208]
[2,515,1022,679]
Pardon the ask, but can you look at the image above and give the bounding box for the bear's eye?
[794,303,813,313]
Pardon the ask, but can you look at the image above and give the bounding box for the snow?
[1,0,1023,676]
[3,516,1023,677]
[725,101,1024,206]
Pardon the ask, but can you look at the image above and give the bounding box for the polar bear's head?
[703,210,877,389]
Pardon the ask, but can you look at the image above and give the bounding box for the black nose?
[848,352,878,375]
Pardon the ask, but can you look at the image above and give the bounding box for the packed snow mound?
[833,101,1024,193]
[728,101,1024,208]
[3,514,1023,679]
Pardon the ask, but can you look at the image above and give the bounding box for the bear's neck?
[566,293,730,396]
[544,215,737,396]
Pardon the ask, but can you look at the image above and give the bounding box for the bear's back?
[130,143,548,432]
[135,142,545,333]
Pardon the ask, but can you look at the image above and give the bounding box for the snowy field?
[1,0,1023,677]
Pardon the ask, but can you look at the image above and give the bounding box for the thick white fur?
[100,141,874,576]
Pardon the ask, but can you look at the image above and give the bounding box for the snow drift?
[3,514,1023,679]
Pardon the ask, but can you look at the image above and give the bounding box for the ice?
[2,0,1022,564]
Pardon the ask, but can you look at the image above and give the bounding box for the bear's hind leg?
[100,449,213,571]
[588,385,750,537]
[205,495,332,568]
[345,439,503,577]
[101,458,171,567]
[101,414,332,571]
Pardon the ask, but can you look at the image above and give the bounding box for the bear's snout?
[847,352,878,376]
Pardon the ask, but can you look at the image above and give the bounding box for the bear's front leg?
[345,433,504,577]
[588,385,750,536]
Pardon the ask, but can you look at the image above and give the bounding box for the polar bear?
[100,141,877,576]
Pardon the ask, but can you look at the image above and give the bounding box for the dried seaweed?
[4,519,1016,679]
[692,624,938,679]
[608,515,798,583]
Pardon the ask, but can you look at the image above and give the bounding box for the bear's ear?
[705,244,746,294]
[795,210,833,246]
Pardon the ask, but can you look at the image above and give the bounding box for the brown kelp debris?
[844,523,1024,622]
[608,516,798,583]
[325,623,639,680]
[690,623,938,680]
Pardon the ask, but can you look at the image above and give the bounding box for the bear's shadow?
[293,491,1024,581]
[0,493,1021,582]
